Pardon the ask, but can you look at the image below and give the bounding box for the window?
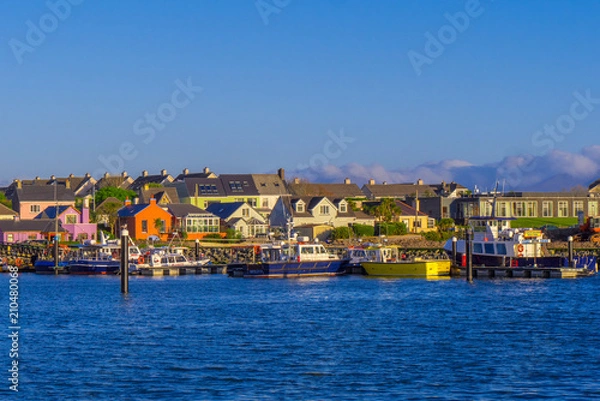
[573,201,584,217]
[141,220,148,233]
[242,208,249,217]
[558,201,568,217]
[484,243,495,254]
[339,203,347,213]
[248,199,257,207]
[427,219,435,228]
[319,205,330,215]
[526,202,537,217]
[262,199,269,208]
[66,214,78,224]
[512,202,524,217]
[30,205,41,213]
[497,202,508,217]
[542,201,553,217]
[482,201,493,216]
[496,243,507,255]
[473,243,483,254]
[296,203,304,213]
[589,201,598,216]
[7,234,13,242]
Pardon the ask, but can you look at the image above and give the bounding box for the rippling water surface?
[3,273,600,400]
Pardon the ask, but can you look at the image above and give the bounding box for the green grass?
[511,217,577,228]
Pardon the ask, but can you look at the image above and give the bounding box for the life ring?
[517,244,524,253]
[138,256,144,264]
[15,258,23,267]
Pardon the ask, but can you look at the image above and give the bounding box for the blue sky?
[1,0,599,190]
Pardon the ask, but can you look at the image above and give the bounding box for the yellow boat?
[362,259,451,277]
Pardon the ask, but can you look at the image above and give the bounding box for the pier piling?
[568,236,574,268]
[120,228,129,294]
[466,229,473,282]
[451,236,457,266]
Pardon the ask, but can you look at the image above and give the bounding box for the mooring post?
[567,236,574,268]
[120,228,129,294]
[451,236,457,266]
[466,229,473,282]
[195,238,200,260]
[53,234,60,275]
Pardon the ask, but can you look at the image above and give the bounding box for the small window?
[484,243,495,254]
[496,243,507,255]
[473,243,483,254]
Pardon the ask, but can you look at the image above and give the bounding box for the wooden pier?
[137,265,227,276]
[450,266,595,279]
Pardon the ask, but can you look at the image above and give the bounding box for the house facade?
[165,204,222,240]
[35,198,96,241]
[0,219,67,243]
[12,181,76,220]
[206,202,268,238]
[117,198,174,241]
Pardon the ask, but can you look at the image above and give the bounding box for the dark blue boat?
[34,260,69,274]
[230,242,346,278]
[67,243,121,275]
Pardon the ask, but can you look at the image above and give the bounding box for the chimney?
[134,197,139,205]
[368,179,375,186]
[293,177,300,184]
[416,178,424,185]
[142,170,148,177]
[344,178,351,185]
[35,176,40,180]
[50,175,56,180]
[125,198,131,206]
[383,181,388,185]
[183,168,189,176]
[69,173,74,178]
[103,172,110,179]
[65,179,71,189]
[82,198,90,223]
[121,171,127,178]
[203,167,210,175]
[161,169,167,176]
[277,168,285,181]
[15,179,22,189]
[150,197,157,205]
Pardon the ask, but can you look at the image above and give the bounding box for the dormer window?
[296,203,305,213]
[339,203,347,213]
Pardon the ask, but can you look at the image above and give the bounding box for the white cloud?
[287,146,600,191]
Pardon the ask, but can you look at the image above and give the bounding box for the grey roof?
[589,178,600,191]
[95,176,133,190]
[15,185,75,202]
[0,203,17,217]
[170,178,228,198]
[0,219,67,233]
[393,200,429,217]
[219,175,260,197]
[363,181,468,199]
[287,182,364,198]
[139,187,181,204]
[165,203,213,218]
[251,174,289,195]
[173,171,217,181]
[206,202,245,220]
[129,173,173,192]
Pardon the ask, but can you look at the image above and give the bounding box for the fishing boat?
[67,242,122,275]
[134,247,211,276]
[360,245,451,277]
[442,217,596,270]
[239,241,346,278]
[34,249,70,274]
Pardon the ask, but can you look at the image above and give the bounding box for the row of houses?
[2,167,600,243]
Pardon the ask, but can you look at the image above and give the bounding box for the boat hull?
[68,260,120,275]
[243,260,346,278]
[362,260,451,277]
[446,252,597,270]
[34,260,69,274]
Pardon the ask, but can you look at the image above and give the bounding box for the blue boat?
[232,242,346,278]
[34,260,69,274]
[67,243,121,275]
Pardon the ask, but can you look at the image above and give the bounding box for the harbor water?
[3,273,600,400]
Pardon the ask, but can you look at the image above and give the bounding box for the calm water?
[2,273,600,400]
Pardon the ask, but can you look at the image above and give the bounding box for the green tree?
[436,218,455,233]
[0,192,12,209]
[154,218,165,234]
[95,200,123,236]
[331,226,353,240]
[95,186,137,205]
[372,198,401,222]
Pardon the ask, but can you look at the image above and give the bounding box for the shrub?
[376,222,408,236]
[352,224,375,237]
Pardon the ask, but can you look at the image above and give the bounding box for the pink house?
[35,199,97,242]
[12,180,76,220]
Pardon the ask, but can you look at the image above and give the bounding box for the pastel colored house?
[165,204,222,240]
[117,198,173,241]
[0,203,18,220]
[0,219,67,244]
[35,199,97,241]
[12,181,75,220]
[206,202,269,238]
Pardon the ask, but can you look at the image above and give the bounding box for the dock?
[450,266,595,279]
[136,265,227,276]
